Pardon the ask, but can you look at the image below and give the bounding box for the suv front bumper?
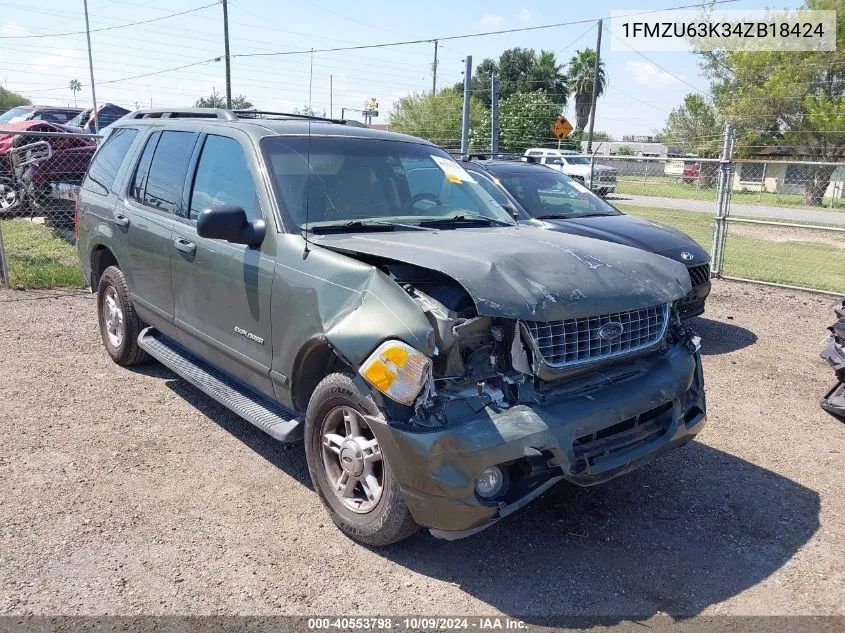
[367,341,706,538]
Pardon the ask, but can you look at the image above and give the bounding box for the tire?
[96,265,150,366]
[304,372,419,546]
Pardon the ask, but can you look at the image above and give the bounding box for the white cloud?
[1,23,29,36]
[480,13,506,28]
[517,9,532,23]
[624,60,681,86]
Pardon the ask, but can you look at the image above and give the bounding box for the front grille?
[572,401,673,462]
[688,263,710,288]
[525,304,669,369]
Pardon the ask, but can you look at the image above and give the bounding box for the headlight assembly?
[359,340,432,405]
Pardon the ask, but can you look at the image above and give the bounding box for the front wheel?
[304,373,419,546]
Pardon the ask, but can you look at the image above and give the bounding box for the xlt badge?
[234,326,264,345]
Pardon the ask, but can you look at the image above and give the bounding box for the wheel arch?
[89,244,121,291]
[290,336,350,413]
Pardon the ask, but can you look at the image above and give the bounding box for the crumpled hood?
[314,225,691,321]
[540,214,710,266]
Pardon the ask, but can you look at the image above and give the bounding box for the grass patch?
[616,177,845,211]
[1,219,87,289]
[617,204,845,294]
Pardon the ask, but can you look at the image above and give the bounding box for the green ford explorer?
[76,108,706,545]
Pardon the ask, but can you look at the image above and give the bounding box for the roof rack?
[122,108,366,127]
[124,108,237,120]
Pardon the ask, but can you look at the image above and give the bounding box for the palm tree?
[68,79,82,107]
[529,50,568,106]
[567,49,606,131]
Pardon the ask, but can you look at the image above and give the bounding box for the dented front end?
[313,228,706,538]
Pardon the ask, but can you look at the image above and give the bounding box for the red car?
[0,120,96,223]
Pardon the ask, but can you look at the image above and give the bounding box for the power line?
[232,0,742,59]
[0,1,220,39]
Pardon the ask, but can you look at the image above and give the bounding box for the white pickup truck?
[523,148,617,196]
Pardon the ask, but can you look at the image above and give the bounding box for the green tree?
[701,0,845,204]
[616,145,634,156]
[68,79,82,107]
[567,48,606,131]
[661,94,723,158]
[194,88,253,110]
[463,48,568,108]
[494,90,561,152]
[0,86,30,111]
[390,88,487,149]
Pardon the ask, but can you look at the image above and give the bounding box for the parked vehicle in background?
[0,105,83,126]
[76,108,705,546]
[665,158,701,182]
[820,299,845,420]
[523,148,617,196]
[0,120,96,224]
[66,103,130,134]
[462,157,711,319]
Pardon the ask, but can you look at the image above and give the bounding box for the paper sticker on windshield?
[431,155,477,184]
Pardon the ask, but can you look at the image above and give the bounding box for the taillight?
[74,199,79,238]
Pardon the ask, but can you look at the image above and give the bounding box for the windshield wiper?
[418,213,514,228]
[534,213,574,220]
[307,220,427,234]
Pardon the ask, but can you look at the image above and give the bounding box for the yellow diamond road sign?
[552,116,574,140]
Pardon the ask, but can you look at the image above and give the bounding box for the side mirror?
[196,205,265,246]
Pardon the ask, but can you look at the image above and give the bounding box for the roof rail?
[233,110,349,124]
[125,107,237,121]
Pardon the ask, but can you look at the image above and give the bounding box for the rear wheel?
[304,373,419,546]
[96,265,149,366]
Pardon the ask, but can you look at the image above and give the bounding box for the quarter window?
[85,127,138,195]
[190,135,259,221]
[143,131,196,214]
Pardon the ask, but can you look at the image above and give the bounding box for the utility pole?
[82,0,99,134]
[329,74,333,118]
[460,55,472,157]
[308,49,314,112]
[431,40,438,95]
[585,18,603,154]
[491,74,500,155]
[222,0,232,109]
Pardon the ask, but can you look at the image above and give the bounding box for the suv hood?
[314,225,691,322]
[539,214,710,265]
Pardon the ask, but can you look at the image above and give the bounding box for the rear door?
[120,129,198,323]
[170,130,275,396]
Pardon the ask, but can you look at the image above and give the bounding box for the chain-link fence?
[0,127,98,289]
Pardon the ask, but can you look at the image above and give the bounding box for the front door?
[170,132,275,397]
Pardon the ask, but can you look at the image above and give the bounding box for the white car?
[523,148,617,196]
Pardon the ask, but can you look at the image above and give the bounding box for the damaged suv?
[77,109,706,545]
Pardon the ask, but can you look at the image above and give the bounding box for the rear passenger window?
[189,135,259,221]
[86,127,138,194]
[130,132,159,203]
[142,131,195,215]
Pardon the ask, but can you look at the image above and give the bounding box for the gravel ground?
[0,281,843,620]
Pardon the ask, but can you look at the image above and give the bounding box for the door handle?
[114,214,130,228]
[174,238,197,254]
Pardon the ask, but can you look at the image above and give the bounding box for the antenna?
[303,117,312,258]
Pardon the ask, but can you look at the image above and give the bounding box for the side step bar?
[138,327,303,442]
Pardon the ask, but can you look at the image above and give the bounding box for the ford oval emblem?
[680,251,694,261]
[598,322,624,340]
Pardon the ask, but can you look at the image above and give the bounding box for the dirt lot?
[1,281,843,620]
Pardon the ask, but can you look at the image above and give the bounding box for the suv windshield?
[498,169,621,219]
[0,107,32,123]
[262,136,515,231]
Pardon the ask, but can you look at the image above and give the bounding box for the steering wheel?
[405,192,441,209]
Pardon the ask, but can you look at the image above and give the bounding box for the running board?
[137,327,303,442]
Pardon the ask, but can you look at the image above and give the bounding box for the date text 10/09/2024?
[307,617,528,630]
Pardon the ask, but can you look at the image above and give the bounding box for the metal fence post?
[0,221,8,287]
[490,74,500,155]
[710,124,734,278]
[460,55,472,158]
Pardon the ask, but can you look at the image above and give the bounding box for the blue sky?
[0,0,801,138]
